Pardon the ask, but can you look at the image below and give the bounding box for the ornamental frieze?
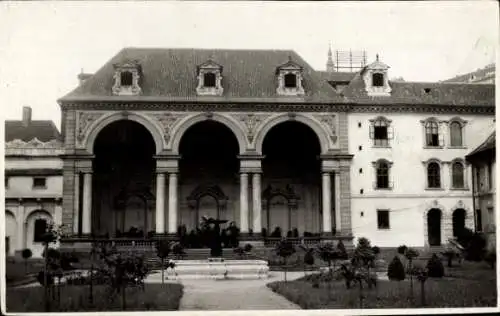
[149,112,189,144]
[76,111,107,146]
[231,113,271,143]
[312,114,338,144]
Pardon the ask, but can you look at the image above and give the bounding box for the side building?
[4,107,64,257]
[466,131,496,251]
[343,56,495,247]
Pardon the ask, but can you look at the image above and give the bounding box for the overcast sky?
[0,1,497,129]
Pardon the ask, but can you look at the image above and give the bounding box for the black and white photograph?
[0,1,498,314]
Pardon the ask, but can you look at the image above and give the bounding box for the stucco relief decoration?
[233,113,271,144]
[6,138,62,149]
[313,114,338,143]
[155,113,188,144]
[76,112,105,146]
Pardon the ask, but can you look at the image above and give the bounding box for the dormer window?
[276,56,305,96]
[120,71,133,86]
[203,73,216,88]
[284,73,297,88]
[112,60,142,96]
[372,73,384,87]
[362,54,392,97]
[196,58,223,96]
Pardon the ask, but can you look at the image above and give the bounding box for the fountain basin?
[162,259,270,280]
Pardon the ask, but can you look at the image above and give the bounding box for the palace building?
[4,47,495,257]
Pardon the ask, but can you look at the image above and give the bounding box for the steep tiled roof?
[317,71,356,83]
[342,71,495,106]
[5,120,61,142]
[443,63,495,83]
[466,131,495,159]
[59,48,343,103]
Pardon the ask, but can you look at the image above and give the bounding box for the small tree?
[156,240,171,285]
[275,238,296,282]
[387,256,405,281]
[352,238,376,289]
[415,267,428,306]
[299,244,315,277]
[316,242,338,274]
[21,248,32,274]
[404,247,419,299]
[426,254,444,278]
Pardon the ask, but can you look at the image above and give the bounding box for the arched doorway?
[427,208,442,246]
[261,121,321,237]
[178,121,239,232]
[453,208,466,238]
[25,210,52,257]
[93,120,156,237]
[5,210,16,256]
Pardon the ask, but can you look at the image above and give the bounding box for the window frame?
[450,159,468,190]
[120,71,133,87]
[369,116,393,148]
[423,159,443,190]
[372,159,393,190]
[448,117,467,148]
[203,72,217,88]
[377,209,390,230]
[33,177,47,189]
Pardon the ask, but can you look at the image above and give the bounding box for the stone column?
[252,173,262,235]
[240,172,249,233]
[82,172,92,234]
[156,172,166,234]
[73,172,80,234]
[322,172,332,234]
[168,172,178,234]
[334,171,341,233]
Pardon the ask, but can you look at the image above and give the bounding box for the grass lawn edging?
[6,283,184,312]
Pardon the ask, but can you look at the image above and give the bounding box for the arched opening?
[179,121,239,232]
[453,208,466,238]
[427,208,442,246]
[93,120,156,237]
[262,121,321,237]
[25,210,52,257]
[5,211,16,256]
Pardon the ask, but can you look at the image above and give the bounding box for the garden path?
[146,271,303,310]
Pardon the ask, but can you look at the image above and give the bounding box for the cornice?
[58,101,494,115]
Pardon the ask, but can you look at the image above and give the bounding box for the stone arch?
[170,113,247,155]
[253,113,330,154]
[424,201,446,246]
[85,112,165,154]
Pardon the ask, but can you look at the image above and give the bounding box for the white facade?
[348,112,495,247]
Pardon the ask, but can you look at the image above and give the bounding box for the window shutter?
[369,125,375,139]
[438,133,445,147]
[387,126,394,140]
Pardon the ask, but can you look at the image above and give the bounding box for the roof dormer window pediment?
[276,57,305,96]
[196,59,224,96]
[112,60,142,96]
[363,55,392,97]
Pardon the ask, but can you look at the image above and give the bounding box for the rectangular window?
[5,237,10,255]
[33,177,47,188]
[5,176,9,189]
[374,126,388,146]
[377,210,390,229]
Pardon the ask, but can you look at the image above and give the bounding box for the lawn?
[267,261,497,309]
[5,258,45,285]
[6,283,184,312]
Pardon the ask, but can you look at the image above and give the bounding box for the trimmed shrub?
[397,245,408,255]
[465,233,487,261]
[387,256,405,281]
[337,240,348,259]
[426,254,445,278]
[485,250,496,269]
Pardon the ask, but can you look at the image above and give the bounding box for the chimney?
[77,68,93,86]
[22,106,32,126]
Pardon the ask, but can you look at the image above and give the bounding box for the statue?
[201,216,228,258]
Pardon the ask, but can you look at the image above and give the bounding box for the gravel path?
[146,271,303,310]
